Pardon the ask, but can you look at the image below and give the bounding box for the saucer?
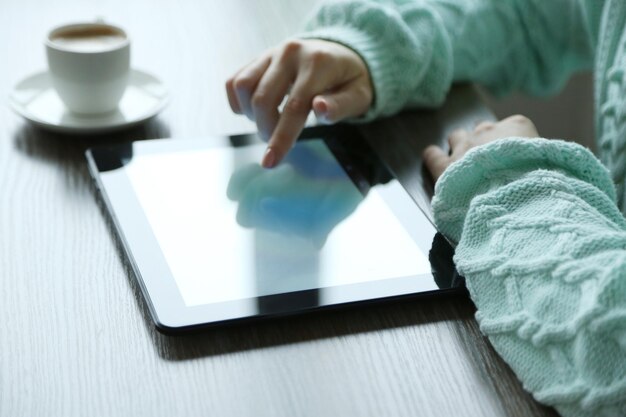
[9,69,169,134]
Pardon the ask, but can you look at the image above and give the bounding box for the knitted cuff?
[433,138,615,244]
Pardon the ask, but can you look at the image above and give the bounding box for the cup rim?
[46,22,130,54]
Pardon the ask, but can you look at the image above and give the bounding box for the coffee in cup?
[46,22,130,115]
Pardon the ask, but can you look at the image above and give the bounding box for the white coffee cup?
[46,22,130,115]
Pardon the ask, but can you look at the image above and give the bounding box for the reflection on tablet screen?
[124,139,432,306]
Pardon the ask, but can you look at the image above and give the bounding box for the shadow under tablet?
[87,124,464,334]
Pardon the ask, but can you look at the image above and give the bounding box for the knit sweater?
[303,1,626,416]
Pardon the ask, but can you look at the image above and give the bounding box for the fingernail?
[314,100,331,124]
[316,99,328,113]
[261,147,277,169]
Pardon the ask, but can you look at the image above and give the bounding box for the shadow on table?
[147,291,473,361]
[12,118,171,169]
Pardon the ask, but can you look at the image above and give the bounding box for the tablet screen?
[124,139,432,306]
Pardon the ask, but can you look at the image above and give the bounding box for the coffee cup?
[46,22,130,115]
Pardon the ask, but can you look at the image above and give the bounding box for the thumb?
[422,145,450,183]
[312,81,372,124]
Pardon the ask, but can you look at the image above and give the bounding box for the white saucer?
[9,69,169,134]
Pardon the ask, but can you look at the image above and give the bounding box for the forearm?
[431,0,595,95]
[433,138,626,416]
[303,0,596,119]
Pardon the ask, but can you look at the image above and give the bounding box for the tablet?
[86,126,462,333]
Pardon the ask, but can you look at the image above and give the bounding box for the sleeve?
[300,0,597,120]
[432,138,626,417]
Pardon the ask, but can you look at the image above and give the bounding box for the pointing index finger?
[262,97,312,168]
[261,69,326,168]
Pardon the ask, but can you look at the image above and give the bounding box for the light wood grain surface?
[0,1,558,416]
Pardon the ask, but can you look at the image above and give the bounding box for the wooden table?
[0,1,558,416]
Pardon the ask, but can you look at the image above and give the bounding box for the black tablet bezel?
[86,126,462,333]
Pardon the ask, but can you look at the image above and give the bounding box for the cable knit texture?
[302,1,626,416]
[433,139,626,416]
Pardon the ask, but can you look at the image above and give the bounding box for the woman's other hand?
[226,39,373,168]
[423,115,539,182]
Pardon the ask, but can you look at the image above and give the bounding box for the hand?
[225,39,373,168]
[423,115,539,182]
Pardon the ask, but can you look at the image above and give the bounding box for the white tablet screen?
[123,140,433,306]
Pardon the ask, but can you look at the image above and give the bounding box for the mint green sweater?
[304,1,626,416]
